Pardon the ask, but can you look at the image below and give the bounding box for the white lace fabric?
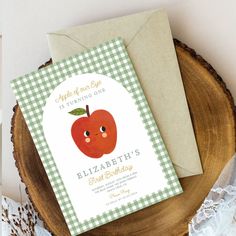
[189,154,236,236]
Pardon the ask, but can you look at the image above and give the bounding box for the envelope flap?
[48,10,157,50]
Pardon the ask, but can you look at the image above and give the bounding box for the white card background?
[43,73,168,222]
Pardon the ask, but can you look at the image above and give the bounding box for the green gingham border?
[11,38,182,235]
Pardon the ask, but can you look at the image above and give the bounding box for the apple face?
[70,106,117,158]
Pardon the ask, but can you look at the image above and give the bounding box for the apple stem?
[86,105,90,117]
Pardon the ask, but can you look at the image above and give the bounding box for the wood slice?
[11,40,236,236]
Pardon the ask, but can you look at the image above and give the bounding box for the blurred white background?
[1,0,2,196]
[2,0,236,201]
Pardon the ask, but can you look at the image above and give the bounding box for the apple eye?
[100,126,106,132]
[84,131,90,137]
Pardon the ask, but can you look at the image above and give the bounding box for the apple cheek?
[85,137,91,143]
[102,132,107,138]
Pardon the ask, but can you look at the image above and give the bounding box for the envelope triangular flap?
[48,10,156,57]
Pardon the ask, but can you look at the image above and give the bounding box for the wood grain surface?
[11,40,236,236]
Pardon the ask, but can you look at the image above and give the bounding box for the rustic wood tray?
[11,40,236,236]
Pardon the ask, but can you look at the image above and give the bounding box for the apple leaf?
[69,108,86,116]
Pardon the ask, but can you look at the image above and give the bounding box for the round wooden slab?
[12,40,236,236]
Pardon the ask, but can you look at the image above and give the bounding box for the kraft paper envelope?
[47,9,203,178]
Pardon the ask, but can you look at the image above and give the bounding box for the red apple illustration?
[69,105,117,158]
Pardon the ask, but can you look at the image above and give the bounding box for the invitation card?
[11,38,182,235]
